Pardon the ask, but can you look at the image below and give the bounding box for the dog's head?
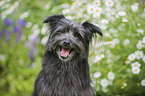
[43,14,103,62]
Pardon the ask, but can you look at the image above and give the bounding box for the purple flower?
[13,26,19,33]
[17,31,23,41]
[28,52,33,58]
[5,28,10,41]
[17,19,26,26]
[4,18,13,26]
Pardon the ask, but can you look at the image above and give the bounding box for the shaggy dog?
[32,14,103,96]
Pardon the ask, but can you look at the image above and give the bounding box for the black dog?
[32,14,103,96]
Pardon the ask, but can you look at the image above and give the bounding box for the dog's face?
[43,14,103,62]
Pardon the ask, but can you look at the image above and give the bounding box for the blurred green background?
[0,0,145,96]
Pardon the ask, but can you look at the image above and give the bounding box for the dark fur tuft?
[82,21,103,42]
[43,14,65,23]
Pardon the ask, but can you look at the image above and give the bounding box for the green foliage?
[0,0,145,96]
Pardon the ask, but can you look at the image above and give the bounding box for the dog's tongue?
[61,48,70,57]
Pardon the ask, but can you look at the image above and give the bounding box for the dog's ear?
[82,21,103,41]
[43,14,65,24]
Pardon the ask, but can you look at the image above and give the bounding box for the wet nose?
[63,41,70,46]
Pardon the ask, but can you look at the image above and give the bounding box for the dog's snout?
[63,41,70,46]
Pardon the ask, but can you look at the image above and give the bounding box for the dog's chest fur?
[34,57,94,96]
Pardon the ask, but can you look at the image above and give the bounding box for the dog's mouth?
[60,46,73,59]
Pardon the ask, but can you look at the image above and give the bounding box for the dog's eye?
[73,32,83,40]
[57,30,66,34]
[74,32,80,37]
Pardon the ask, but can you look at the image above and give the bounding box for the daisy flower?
[87,4,95,14]
[131,3,139,12]
[131,62,141,68]
[108,71,115,80]
[94,7,102,15]
[142,56,145,63]
[135,50,144,59]
[93,72,101,78]
[141,79,145,86]
[136,41,143,49]
[118,11,126,16]
[100,79,109,87]
[123,39,130,46]
[122,17,128,22]
[101,19,109,24]
[128,53,136,61]
[105,0,114,7]
[137,29,144,34]
[131,67,140,74]
[93,0,101,6]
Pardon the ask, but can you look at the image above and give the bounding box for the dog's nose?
[63,41,70,46]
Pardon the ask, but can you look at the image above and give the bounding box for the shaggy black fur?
[32,14,103,96]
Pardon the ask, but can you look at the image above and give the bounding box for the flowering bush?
[0,0,145,95]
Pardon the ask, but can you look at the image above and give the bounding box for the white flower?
[108,71,115,80]
[44,4,50,10]
[94,54,105,63]
[102,87,108,93]
[41,25,47,35]
[25,22,32,28]
[131,62,141,68]
[99,25,107,30]
[104,32,110,37]
[65,15,73,20]
[109,28,118,33]
[32,24,39,30]
[142,56,145,63]
[112,39,120,44]
[94,56,101,63]
[1,1,19,19]
[62,9,70,14]
[33,29,40,35]
[136,41,143,49]
[1,3,10,10]
[143,37,145,43]
[135,50,144,59]
[94,7,102,14]
[125,60,131,64]
[122,17,128,22]
[20,12,29,19]
[0,55,5,61]
[28,33,38,41]
[101,19,109,24]
[137,23,140,26]
[137,29,144,34]
[93,0,101,6]
[100,54,105,58]
[100,79,109,87]
[41,36,49,45]
[141,79,145,86]
[93,14,101,19]
[128,53,136,61]
[105,0,114,7]
[131,3,139,12]
[87,4,95,14]
[118,11,126,16]
[93,72,101,78]
[123,39,130,46]
[131,67,140,74]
